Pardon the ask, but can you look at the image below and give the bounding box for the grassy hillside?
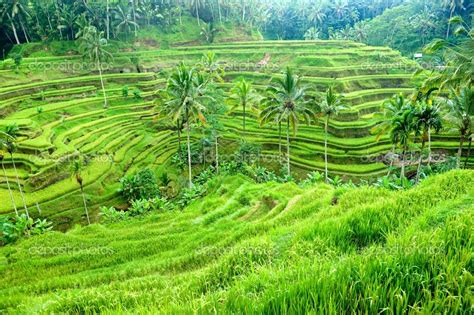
[0,40,470,228]
[0,170,472,313]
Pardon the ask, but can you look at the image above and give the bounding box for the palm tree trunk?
[286,118,291,177]
[96,54,108,108]
[457,134,465,169]
[186,113,193,188]
[19,18,29,43]
[242,101,246,133]
[8,14,21,45]
[215,136,219,174]
[278,121,282,164]
[446,8,453,39]
[387,144,395,176]
[415,134,426,184]
[11,155,28,217]
[218,0,222,23]
[324,116,329,183]
[400,146,406,182]
[427,127,432,166]
[1,161,18,216]
[464,135,472,169]
[80,185,90,224]
[106,0,110,40]
[196,3,201,26]
[177,121,182,161]
[132,0,138,37]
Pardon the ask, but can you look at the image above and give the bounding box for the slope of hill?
[0,170,472,313]
[0,40,468,228]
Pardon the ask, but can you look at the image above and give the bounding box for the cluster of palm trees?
[159,62,349,186]
[159,52,472,189]
[0,124,29,218]
[0,0,420,47]
[375,87,472,183]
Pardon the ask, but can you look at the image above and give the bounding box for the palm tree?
[0,131,17,216]
[372,93,409,176]
[130,0,139,37]
[422,16,473,90]
[198,52,224,85]
[304,27,321,40]
[79,26,112,109]
[58,5,77,40]
[445,87,473,168]
[260,67,314,177]
[413,101,443,183]
[442,0,465,38]
[165,63,210,188]
[71,157,90,225]
[308,3,326,30]
[227,79,259,134]
[114,5,139,41]
[390,109,415,182]
[317,87,346,183]
[4,124,28,217]
[191,0,203,25]
[0,0,30,45]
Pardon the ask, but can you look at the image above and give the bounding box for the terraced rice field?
[0,40,464,226]
[1,170,473,313]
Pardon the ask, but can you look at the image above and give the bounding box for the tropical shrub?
[122,85,129,97]
[1,215,52,245]
[100,207,129,223]
[119,168,160,203]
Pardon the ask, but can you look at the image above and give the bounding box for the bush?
[100,207,129,223]
[133,88,142,99]
[119,168,160,203]
[177,185,206,209]
[1,215,52,245]
[122,85,129,97]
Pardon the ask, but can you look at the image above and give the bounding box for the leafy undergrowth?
[0,170,473,314]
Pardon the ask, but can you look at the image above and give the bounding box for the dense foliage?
[1,0,471,56]
[119,168,160,203]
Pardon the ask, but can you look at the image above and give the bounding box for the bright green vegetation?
[0,40,469,228]
[1,170,472,313]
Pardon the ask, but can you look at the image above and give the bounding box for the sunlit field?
[1,0,472,313]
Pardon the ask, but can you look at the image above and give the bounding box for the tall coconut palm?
[422,16,473,90]
[227,79,260,134]
[445,87,473,168]
[413,101,443,183]
[114,5,139,41]
[260,67,314,177]
[79,26,112,109]
[317,87,346,183]
[190,0,203,25]
[390,109,415,182]
[0,131,17,215]
[165,63,210,188]
[0,0,30,45]
[4,124,28,217]
[308,3,326,30]
[372,93,410,175]
[71,157,90,225]
[442,0,465,38]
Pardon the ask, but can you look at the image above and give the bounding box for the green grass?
[0,39,467,229]
[0,170,472,313]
